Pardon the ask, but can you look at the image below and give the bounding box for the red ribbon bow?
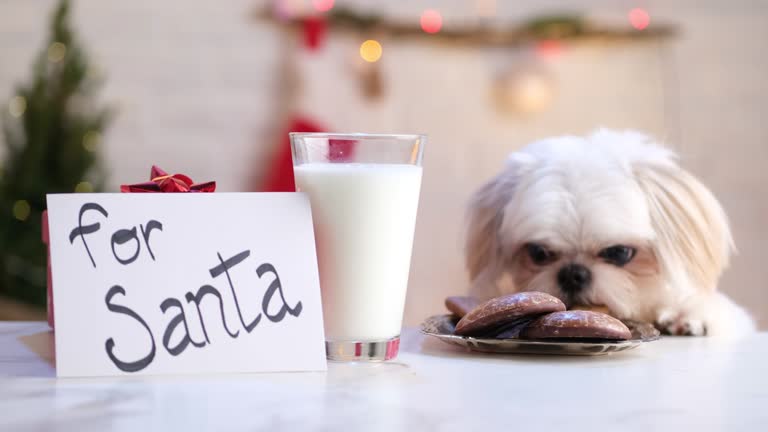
[120,166,216,193]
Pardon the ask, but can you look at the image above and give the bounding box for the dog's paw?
[655,311,707,336]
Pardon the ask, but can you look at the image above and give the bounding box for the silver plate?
[421,314,660,356]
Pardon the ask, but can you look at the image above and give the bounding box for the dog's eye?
[525,243,557,265]
[598,245,636,266]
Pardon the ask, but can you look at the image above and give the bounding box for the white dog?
[465,129,755,337]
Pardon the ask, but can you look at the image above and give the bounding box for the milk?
[294,163,422,341]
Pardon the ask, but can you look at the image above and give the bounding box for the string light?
[420,9,443,34]
[312,0,334,12]
[629,8,650,30]
[82,130,101,152]
[360,40,383,63]
[8,96,26,117]
[47,42,67,62]
[12,200,31,221]
[535,40,562,59]
[75,181,94,193]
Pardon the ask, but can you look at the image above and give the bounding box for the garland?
[255,6,675,46]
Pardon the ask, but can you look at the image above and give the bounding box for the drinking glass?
[290,133,425,361]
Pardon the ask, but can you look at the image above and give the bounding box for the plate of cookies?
[421,292,660,356]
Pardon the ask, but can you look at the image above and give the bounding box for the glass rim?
[289,132,426,141]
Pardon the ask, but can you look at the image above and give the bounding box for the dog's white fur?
[465,129,755,337]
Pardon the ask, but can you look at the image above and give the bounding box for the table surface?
[1,322,767,432]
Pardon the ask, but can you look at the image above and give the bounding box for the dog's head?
[465,129,733,320]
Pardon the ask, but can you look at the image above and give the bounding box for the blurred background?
[1,0,766,328]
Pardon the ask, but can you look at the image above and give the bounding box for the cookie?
[454,292,566,337]
[445,296,481,318]
[520,310,632,340]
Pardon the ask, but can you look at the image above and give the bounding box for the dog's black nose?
[557,264,592,293]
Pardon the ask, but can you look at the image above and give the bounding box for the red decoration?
[260,117,324,192]
[257,117,359,192]
[302,16,327,51]
[42,211,54,328]
[120,166,216,193]
[420,9,443,34]
[629,8,650,31]
[45,166,215,330]
[535,39,563,59]
[328,139,357,162]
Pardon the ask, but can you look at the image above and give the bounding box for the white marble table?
[1,322,767,431]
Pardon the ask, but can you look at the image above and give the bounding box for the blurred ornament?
[359,62,383,101]
[420,9,443,34]
[302,15,327,51]
[360,39,382,62]
[8,95,26,117]
[629,8,650,30]
[47,41,67,62]
[312,0,334,12]
[494,66,556,115]
[351,40,384,101]
[13,200,31,221]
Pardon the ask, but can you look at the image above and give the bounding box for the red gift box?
[42,210,54,328]
[43,166,215,329]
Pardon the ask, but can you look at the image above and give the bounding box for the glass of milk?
[290,133,425,361]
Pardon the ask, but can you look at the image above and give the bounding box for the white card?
[46,193,326,377]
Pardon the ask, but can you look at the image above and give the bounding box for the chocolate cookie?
[454,292,566,337]
[520,310,632,341]
[445,296,481,318]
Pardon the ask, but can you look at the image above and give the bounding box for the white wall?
[1,0,766,328]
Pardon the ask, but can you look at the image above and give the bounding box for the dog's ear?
[465,153,534,296]
[634,163,734,292]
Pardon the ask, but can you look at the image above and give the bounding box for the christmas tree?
[0,0,110,306]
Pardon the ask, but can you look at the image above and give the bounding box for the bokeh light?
[312,0,334,12]
[75,181,94,193]
[420,9,443,34]
[12,200,31,221]
[629,8,650,30]
[8,95,26,117]
[535,40,562,59]
[47,42,67,62]
[82,130,101,152]
[360,40,383,63]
